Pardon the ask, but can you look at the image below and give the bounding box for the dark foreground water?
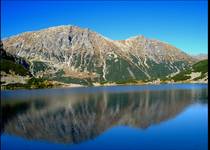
[1,84,208,150]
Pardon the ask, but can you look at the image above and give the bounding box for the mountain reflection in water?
[1,85,208,144]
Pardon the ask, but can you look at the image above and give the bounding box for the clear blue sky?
[1,0,208,55]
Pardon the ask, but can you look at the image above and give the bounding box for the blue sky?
[1,1,208,55]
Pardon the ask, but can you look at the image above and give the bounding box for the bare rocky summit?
[1,25,198,86]
[192,53,208,62]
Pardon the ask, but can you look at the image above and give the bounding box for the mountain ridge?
[1,25,207,89]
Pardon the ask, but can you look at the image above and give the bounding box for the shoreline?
[1,80,208,91]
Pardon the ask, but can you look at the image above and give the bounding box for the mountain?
[0,42,32,85]
[0,42,31,77]
[171,59,208,82]
[1,25,199,88]
[192,53,208,62]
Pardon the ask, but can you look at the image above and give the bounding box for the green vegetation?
[27,78,54,88]
[32,61,50,74]
[192,59,208,75]
[99,80,109,85]
[171,73,191,82]
[170,59,208,82]
[115,79,138,84]
[2,78,54,90]
[48,69,94,86]
[192,60,208,80]
[51,76,93,86]
[0,59,30,76]
[105,57,147,82]
[1,50,207,90]
[1,83,30,90]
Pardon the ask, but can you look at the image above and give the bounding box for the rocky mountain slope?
[0,42,32,85]
[171,59,208,82]
[192,53,208,61]
[1,25,200,87]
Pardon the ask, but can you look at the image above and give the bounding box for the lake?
[1,84,208,150]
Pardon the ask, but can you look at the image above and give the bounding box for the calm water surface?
[1,84,208,150]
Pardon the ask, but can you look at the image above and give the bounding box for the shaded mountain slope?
[171,59,208,82]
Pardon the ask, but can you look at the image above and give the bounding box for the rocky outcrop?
[0,42,31,73]
[0,42,31,85]
[2,25,196,84]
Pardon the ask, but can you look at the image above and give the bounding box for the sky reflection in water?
[1,84,208,150]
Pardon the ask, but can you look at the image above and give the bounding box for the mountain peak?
[2,25,196,85]
[192,53,208,61]
[126,35,145,40]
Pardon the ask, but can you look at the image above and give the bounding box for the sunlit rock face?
[2,87,208,144]
[2,25,195,83]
